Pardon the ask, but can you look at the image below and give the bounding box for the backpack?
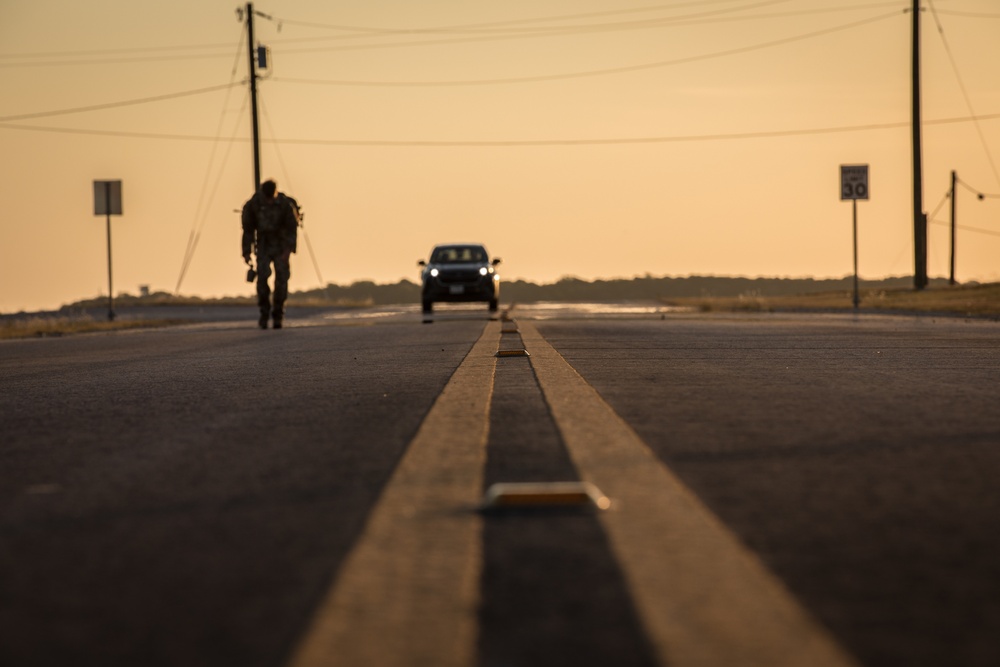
[256,198,285,234]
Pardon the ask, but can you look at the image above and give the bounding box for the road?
[1,304,999,667]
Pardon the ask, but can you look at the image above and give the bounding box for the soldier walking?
[241,179,300,329]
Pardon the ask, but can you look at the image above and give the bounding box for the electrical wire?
[267,0,789,36]
[929,218,1000,239]
[0,50,244,68]
[0,41,240,60]
[934,9,1000,19]
[271,10,902,87]
[928,189,950,221]
[925,178,1000,244]
[928,0,1000,188]
[0,1,893,64]
[259,97,325,286]
[0,1,781,72]
[0,123,232,142]
[0,4,915,142]
[4,111,1000,147]
[274,6,902,56]
[174,90,250,293]
[0,83,242,122]
[957,177,1000,199]
[176,26,248,294]
[265,1,900,44]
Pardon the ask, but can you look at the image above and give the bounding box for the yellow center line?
[285,320,499,667]
[519,321,860,667]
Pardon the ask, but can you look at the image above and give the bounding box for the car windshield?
[431,246,487,263]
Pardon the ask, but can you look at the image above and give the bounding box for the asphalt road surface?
[1,304,998,667]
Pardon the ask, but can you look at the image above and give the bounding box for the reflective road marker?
[519,321,860,667]
[496,348,529,358]
[286,321,499,667]
[481,481,611,510]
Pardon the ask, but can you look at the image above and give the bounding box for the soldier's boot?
[258,305,270,329]
[272,302,284,329]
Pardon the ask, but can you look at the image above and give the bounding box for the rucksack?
[255,198,285,234]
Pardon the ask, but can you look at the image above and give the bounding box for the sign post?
[93,180,123,321]
[840,165,869,310]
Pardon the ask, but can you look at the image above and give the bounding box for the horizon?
[15,271,976,316]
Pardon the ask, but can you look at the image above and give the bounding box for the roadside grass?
[0,294,373,340]
[0,315,189,340]
[662,282,1000,318]
[67,293,373,309]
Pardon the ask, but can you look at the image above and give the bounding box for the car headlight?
[430,268,439,277]
[479,267,489,276]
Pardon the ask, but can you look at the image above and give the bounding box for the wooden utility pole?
[246,2,262,192]
[950,170,957,285]
[912,0,927,289]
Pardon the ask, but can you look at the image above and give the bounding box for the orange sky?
[2,0,999,313]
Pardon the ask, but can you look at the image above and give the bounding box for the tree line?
[295,275,953,306]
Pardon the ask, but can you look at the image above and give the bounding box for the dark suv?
[418,244,500,314]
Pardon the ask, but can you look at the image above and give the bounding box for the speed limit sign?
[841,165,869,200]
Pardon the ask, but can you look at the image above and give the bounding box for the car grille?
[438,270,481,283]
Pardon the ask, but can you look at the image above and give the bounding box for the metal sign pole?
[852,198,859,310]
[840,164,868,312]
[94,179,121,321]
[105,181,115,321]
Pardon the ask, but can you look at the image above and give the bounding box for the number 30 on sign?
[840,165,869,200]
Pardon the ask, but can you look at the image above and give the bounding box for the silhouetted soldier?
[241,180,300,329]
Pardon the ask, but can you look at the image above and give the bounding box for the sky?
[2,0,999,313]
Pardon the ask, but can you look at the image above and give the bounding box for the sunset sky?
[2,0,999,313]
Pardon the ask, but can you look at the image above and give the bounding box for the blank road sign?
[840,165,869,200]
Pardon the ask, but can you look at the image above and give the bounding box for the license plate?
[449,285,465,295]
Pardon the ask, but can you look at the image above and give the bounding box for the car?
[418,244,501,314]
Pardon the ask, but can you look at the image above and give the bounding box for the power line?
[0,41,238,60]
[267,1,900,44]
[267,0,789,36]
[176,27,249,294]
[0,9,908,126]
[928,0,1000,188]
[928,189,950,220]
[0,50,243,68]
[934,9,1000,19]
[259,97,325,287]
[175,89,249,293]
[0,1,892,64]
[930,218,1000,239]
[956,177,1000,199]
[272,10,903,87]
[5,111,999,147]
[274,6,903,55]
[0,83,241,122]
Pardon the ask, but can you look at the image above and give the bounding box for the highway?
[1,304,999,667]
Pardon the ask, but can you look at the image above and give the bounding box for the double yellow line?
[287,319,858,667]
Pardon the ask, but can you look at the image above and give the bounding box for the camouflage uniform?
[241,186,299,328]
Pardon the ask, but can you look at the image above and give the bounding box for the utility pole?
[246,2,262,192]
[950,170,957,285]
[912,0,927,289]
